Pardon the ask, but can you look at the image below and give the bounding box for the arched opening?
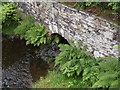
[51,33,69,44]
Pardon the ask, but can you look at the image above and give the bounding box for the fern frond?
[110,80,118,88]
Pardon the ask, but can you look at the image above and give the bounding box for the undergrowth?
[14,16,61,45]
[24,25,51,46]
[61,2,119,13]
[2,2,61,45]
[33,41,120,88]
[32,71,81,88]
[2,21,19,35]
[2,2,19,26]
[2,2,20,35]
[14,16,35,39]
[2,2,119,89]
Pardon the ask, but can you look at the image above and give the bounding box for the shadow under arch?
[51,33,69,44]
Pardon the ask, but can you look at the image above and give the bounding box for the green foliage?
[2,21,18,35]
[25,25,51,46]
[0,2,2,21]
[113,45,120,50]
[32,71,81,88]
[108,2,119,10]
[80,57,119,88]
[63,2,119,15]
[81,65,99,87]
[72,2,101,10]
[33,57,119,88]
[1,2,20,35]
[14,15,51,45]
[2,2,19,26]
[14,16,35,39]
[52,35,61,44]
[92,57,119,88]
[71,2,119,11]
[54,40,119,88]
[55,40,95,77]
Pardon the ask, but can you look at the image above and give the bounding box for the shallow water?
[2,35,59,88]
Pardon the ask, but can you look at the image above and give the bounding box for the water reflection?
[2,35,49,88]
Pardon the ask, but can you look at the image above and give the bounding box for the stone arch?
[16,2,120,57]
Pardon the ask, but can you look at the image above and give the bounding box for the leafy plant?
[52,35,61,44]
[54,40,119,88]
[14,16,35,39]
[25,24,51,46]
[78,57,119,88]
[108,2,119,10]
[14,15,53,46]
[2,2,19,26]
[32,71,81,88]
[80,64,99,87]
[55,40,94,77]
[113,45,120,50]
[62,2,119,15]
[72,2,101,10]
[2,21,19,35]
[92,57,119,88]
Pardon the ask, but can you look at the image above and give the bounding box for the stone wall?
[15,2,119,58]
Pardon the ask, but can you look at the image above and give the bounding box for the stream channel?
[2,34,60,88]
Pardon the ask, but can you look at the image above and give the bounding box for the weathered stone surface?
[15,2,120,58]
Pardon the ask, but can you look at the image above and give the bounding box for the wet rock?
[35,43,60,61]
[2,35,59,88]
[2,55,33,88]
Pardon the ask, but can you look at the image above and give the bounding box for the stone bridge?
[15,2,120,58]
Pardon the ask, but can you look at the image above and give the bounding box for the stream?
[2,34,60,88]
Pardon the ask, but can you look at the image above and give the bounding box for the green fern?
[55,41,94,77]
[52,35,61,43]
[2,2,19,25]
[92,57,119,88]
[14,15,51,46]
[55,40,119,88]
[14,16,34,39]
[24,24,51,46]
[110,80,119,88]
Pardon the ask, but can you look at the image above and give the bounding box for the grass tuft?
[32,71,81,88]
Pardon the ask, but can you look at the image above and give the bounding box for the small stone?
[103,31,113,40]
[94,51,101,58]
